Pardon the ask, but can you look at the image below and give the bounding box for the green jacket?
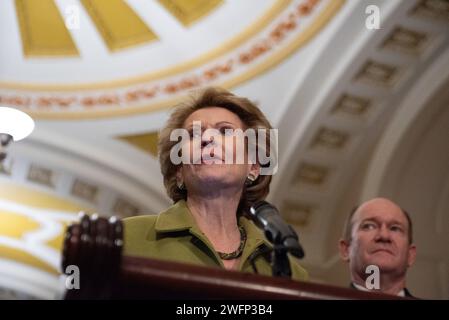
[123,200,308,281]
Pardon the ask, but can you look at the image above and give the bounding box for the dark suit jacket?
[350,282,415,298]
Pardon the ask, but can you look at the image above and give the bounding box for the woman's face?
[178,107,259,194]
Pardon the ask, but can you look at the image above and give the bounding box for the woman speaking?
[123,87,307,280]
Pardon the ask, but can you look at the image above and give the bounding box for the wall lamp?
[0,106,35,161]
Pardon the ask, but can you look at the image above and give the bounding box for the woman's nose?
[201,135,214,148]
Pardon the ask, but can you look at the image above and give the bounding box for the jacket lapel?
[152,200,273,270]
[153,200,222,264]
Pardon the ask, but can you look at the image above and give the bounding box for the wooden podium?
[62,215,402,300]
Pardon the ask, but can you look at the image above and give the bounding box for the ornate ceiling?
[1,0,343,118]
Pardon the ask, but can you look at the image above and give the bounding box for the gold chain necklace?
[217,226,247,260]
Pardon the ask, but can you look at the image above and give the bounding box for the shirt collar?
[352,282,406,297]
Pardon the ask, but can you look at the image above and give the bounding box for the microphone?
[249,201,304,259]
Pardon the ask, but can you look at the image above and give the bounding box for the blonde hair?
[158,87,274,213]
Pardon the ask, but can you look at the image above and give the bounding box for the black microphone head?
[250,200,270,211]
[249,201,305,259]
[249,201,279,217]
[249,201,268,216]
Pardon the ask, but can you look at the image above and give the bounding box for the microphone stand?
[267,225,303,278]
[249,202,304,278]
[272,242,291,278]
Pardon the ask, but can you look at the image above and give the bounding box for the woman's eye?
[219,127,234,135]
[188,129,201,138]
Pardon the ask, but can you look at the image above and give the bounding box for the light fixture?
[0,106,35,161]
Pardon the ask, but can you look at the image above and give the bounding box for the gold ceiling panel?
[0,244,58,275]
[46,230,66,251]
[0,211,40,239]
[310,127,349,150]
[411,0,449,21]
[3,0,346,119]
[27,164,56,188]
[281,201,315,227]
[81,0,158,51]
[354,60,400,87]
[158,0,223,26]
[382,27,429,55]
[113,198,140,217]
[71,178,99,203]
[331,94,372,116]
[118,131,159,157]
[4,0,291,91]
[0,183,87,212]
[295,163,329,186]
[15,0,79,57]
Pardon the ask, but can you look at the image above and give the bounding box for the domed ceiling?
[1,0,342,118]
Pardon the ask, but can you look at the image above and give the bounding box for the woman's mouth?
[201,149,222,164]
[201,156,223,164]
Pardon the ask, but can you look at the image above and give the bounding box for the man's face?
[340,198,416,277]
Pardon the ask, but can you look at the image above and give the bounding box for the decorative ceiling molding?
[309,127,349,150]
[158,0,223,27]
[331,94,372,117]
[294,162,329,186]
[0,260,62,299]
[15,0,222,57]
[0,0,345,119]
[112,197,140,217]
[1,0,291,90]
[27,164,56,188]
[357,66,449,299]
[272,0,449,292]
[411,0,449,21]
[15,0,79,57]
[281,200,315,227]
[0,148,160,296]
[81,0,158,51]
[0,242,58,275]
[118,131,159,157]
[361,46,449,201]
[1,155,145,218]
[10,126,170,212]
[354,60,401,87]
[70,178,99,204]
[0,182,80,276]
[381,26,430,55]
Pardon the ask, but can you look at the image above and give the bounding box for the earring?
[245,173,257,186]
[177,180,185,190]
